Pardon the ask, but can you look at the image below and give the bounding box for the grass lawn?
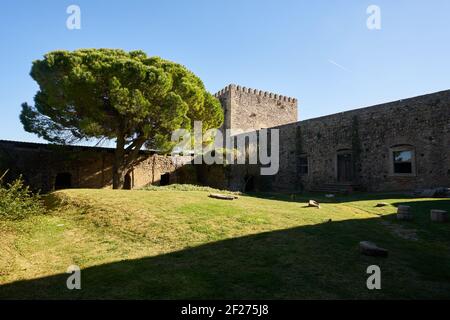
[0,188,449,299]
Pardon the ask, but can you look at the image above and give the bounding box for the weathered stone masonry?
[215,84,298,134]
[265,90,450,192]
[1,84,449,193]
[0,140,193,192]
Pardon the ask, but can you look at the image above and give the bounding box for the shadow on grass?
[245,190,449,206]
[1,205,449,299]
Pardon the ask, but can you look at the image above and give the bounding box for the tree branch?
[124,135,147,168]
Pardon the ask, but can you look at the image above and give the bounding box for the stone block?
[397,205,413,220]
[359,241,388,257]
[430,210,448,222]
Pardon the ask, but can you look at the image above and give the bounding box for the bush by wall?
[0,172,46,220]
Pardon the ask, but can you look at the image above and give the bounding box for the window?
[298,156,308,175]
[393,150,413,174]
[390,146,415,176]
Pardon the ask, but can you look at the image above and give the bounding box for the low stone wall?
[0,140,194,192]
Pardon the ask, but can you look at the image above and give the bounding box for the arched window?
[389,145,416,176]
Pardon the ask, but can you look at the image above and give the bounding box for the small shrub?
[141,183,240,194]
[0,174,46,220]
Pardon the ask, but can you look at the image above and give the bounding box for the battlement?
[214,83,298,133]
[214,84,297,103]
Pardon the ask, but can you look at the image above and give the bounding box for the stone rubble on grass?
[396,205,413,221]
[308,200,320,209]
[359,241,389,257]
[430,209,448,223]
[325,194,335,198]
[413,187,450,198]
[208,193,238,200]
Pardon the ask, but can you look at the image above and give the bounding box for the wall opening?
[389,145,416,176]
[160,173,170,186]
[55,172,72,190]
[244,175,255,192]
[336,151,353,183]
[124,172,132,190]
[393,150,413,173]
[298,155,309,176]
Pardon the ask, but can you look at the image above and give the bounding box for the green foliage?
[295,125,304,191]
[1,189,450,298]
[351,115,362,181]
[0,174,46,220]
[141,183,240,194]
[20,49,223,147]
[20,49,224,187]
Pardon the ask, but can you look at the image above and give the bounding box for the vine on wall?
[295,125,304,191]
[351,115,362,183]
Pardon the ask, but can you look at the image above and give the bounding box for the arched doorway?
[124,171,133,190]
[160,173,170,186]
[55,172,72,190]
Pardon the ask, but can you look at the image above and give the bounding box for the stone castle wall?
[0,140,193,192]
[2,85,449,194]
[215,84,298,134]
[269,89,450,192]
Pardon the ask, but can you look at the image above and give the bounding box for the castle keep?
[214,84,298,133]
[1,84,449,193]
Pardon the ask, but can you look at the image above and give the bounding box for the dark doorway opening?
[244,175,255,192]
[55,172,72,190]
[337,152,353,182]
[160,173,170,186]
[124,172,132,190]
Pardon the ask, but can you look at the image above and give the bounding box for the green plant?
[20,49,224,189]
[141,183,240,194]
[0,173,46,220]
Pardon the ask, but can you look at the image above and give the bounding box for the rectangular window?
[393,150,413,174]
[298,156,308,175]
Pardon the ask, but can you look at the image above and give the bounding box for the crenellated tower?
[214,84,298,134]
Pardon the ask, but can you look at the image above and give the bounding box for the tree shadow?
[244,190,449,205]
[1,210,449,300]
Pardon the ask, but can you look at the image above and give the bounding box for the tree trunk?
[112,165,126,189]
[113,135,126,189]
[112,130,146,189]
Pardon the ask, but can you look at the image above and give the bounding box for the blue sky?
[1,0,449,144]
